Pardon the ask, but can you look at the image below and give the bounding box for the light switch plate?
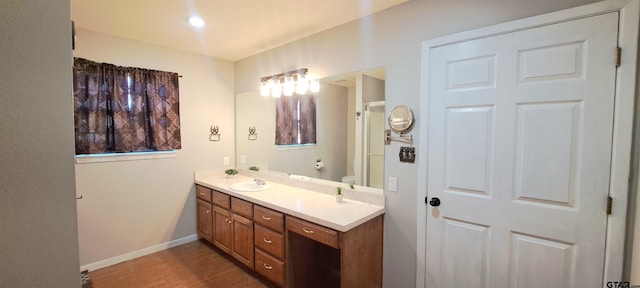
[388,176,398,192]
[240,155,246,164]
[399,147,415,163]
[223,156,229,166]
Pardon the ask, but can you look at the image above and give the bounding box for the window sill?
[75,150,177,164]
[276,144,317,151]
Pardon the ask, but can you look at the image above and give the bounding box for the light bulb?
[272,81,282,98]
[283,76,294,96]
[309,76,320,93]
[260,80,271,97]
[295,74,308,95]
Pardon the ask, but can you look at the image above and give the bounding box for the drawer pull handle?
[263,263,273,270]
[302,228,314,234]
[262,216,271,221]
[263,238,272,244]
[199,192,205,195]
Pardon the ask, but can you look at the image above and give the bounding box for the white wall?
[73,28,235,267]
[234,0,602,286]
[362,75,385,103]
[0,0,80,287]
[236,83,348,182]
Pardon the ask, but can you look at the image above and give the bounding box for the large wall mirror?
[235,67,385,191]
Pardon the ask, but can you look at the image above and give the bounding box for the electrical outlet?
[240,155,246,164]
[223,156,229,166]
[388,177,398,192]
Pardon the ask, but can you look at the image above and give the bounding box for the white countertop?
[195,174,385,232]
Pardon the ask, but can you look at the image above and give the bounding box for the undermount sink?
[229,181,271,192]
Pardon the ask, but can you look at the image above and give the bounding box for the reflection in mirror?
[235,68,385,191]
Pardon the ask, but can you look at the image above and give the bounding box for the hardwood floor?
[89,240,277,288]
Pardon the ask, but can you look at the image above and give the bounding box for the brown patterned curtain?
[145,70,182,150]
[111,67,149,152]
[73,58,113,154]
[298,94,316,144]
[275,94,316,145]
[73,58,181,154]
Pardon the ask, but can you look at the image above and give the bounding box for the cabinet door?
[196,199,213,243]
[213,206,232,254]
[231,213,254,268]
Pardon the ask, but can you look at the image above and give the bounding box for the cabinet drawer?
[254,205,284,233]
[195,185,211,203]
[255,225,284,259]
[231,197,253,218]
[286,216,339,249]
[255,249,285,287]
[212,190,230,209]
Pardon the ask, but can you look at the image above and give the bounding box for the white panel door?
[426,12,618,288]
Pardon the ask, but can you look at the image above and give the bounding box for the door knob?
[429,197,441,207]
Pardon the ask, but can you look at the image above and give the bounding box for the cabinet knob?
[263,238,272,244]
[263,263,273,270]
[302,228,314,234]
[206,210,210,214]
[262,216,271,221]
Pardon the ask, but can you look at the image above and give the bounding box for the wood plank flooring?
[89,240,277,288]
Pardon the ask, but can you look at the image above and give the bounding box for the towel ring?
[209,125,221,141]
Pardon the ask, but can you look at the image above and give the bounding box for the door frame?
[416,0,640,286]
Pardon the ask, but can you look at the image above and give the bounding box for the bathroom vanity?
[194,171,384,287]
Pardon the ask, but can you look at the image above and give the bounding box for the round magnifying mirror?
[388,105,414,133]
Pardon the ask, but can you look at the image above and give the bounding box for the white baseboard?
[80,234,199,272]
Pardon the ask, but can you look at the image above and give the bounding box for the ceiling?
[71,0,409,62]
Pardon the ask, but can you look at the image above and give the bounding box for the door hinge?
[607,196,613,215]
[616,47,622,68]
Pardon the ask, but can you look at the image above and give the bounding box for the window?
[275,94,316,146]
[72,58,181,155]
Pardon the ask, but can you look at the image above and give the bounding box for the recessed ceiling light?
[188,16,205,28]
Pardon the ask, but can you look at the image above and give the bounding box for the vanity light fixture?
[259,68,320,97]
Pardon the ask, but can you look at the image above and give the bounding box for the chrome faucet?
[254,178,266,186]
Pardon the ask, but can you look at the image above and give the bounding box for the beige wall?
[234,0,603,286]
[236,83,348,182]
[73,28,235,267]
[0,0,81,287]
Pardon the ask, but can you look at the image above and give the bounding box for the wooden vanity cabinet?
[286,215,384,288]
[230,198,254,268]
[253,205,286,287]
[195,186,213,243]
[208,189,255,269]
[195,184,383,287]
[213,205,232,253]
